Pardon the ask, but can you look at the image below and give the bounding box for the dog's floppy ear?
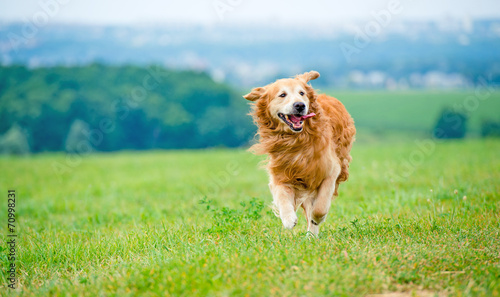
[295,71,320,83]
[243,87,266,101]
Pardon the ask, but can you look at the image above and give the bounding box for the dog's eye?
[299,91,305,96]
[279,93,286,97]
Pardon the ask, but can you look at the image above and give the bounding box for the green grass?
[1,139,499,296]
[327,90,500,140]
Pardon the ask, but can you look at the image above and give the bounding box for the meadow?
[331,90,500,141]
[0,138,499,296]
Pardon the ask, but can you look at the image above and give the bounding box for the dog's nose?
[293,102,306,112]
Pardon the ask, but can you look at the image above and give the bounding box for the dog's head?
[244,71,320,133]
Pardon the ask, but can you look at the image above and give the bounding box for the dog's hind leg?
[307,165,341,235]
[269,182,297,229]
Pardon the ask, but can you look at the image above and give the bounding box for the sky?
[0,0,499,26]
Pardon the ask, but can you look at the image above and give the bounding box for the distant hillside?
[1,20,500,88]
[0,65,254,152]
[1,65,498,154]
[330,90,500,141]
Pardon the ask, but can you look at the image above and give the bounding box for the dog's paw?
[307,223,319,236]
[280,212,298,229]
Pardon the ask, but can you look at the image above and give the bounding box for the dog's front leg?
[269,182,297,229]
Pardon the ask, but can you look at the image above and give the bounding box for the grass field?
[328,90,500,141]
[0,139,499,296]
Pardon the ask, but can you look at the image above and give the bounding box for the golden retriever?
[243,71,356,235]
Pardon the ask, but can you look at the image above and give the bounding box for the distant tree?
[481,120,500,138]
[0,124,31,155]
[65,119,94,154]
[433,109,467,139]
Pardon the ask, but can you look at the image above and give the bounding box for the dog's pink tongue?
[289,113,316,124]
[300,113,316,120]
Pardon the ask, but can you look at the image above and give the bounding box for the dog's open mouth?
[278,113,316,132]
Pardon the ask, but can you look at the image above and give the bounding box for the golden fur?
[244,71,356,234]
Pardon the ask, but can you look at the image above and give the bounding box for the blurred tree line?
[433,109,500,139]
[0,65,255,153]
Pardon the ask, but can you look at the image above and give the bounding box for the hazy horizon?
[0,0,499,27]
